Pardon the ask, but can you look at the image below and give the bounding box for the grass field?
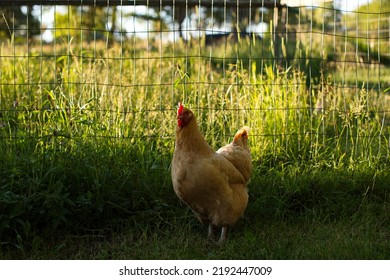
[1,37,390,259]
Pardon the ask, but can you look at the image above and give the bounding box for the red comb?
[177,102,184,115]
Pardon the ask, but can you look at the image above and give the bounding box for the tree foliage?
[54,6,117,43]
[0,6,41,41]
[343,0,390,63]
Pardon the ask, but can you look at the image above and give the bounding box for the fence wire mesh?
[0,0,389,162]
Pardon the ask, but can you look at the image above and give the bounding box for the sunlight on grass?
[0,37,389,258]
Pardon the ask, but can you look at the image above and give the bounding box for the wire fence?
[0,0,389,161]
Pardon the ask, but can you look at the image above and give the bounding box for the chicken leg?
[217,226,228,245]
[208,223,228,245]
[208,223,216,242]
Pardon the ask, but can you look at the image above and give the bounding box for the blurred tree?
[0,6,41,42]
[343,0,390,63]
[54,6,117,44]
[152,5,188,39]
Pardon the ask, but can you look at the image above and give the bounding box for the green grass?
[2,164,389,259]
[1,37,390,259]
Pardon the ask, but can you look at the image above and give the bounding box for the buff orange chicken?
[171,103,249,244]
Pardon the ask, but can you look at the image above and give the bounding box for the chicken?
[171,102,249,245]
[216,127,252,185]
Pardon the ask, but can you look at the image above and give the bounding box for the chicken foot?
[217,226,228,245]
[208,223,228,245]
